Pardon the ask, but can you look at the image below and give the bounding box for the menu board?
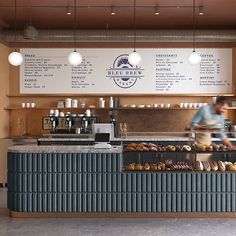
[20,48,232,94]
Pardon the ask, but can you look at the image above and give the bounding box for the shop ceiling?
[0,0,236,30]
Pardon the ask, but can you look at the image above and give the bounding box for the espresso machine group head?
[66,115,74,132]
[49,115,59,133]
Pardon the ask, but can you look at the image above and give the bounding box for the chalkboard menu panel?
[20,48,232,94]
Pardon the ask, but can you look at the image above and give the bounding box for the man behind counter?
[191,96,235,152]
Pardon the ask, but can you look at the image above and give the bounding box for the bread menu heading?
[20,48,232,94]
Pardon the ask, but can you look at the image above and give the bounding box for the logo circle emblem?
[112,54,138,89]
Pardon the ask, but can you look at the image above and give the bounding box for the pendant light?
[188,0,201,65]
[128,0,142,66]
[8,0,23,66]
[68,0,82,66]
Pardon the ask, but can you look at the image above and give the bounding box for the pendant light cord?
[192,0,196,52]
[74,0,77,51]
[133,0,136,52]
[14,0,17,44]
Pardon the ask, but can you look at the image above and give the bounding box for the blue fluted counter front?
[7,145,236,214]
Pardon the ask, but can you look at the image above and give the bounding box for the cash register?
[94,133,111,149]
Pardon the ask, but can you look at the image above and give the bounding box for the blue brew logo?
[106,54,144,88]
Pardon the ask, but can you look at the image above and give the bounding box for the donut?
[175,145,183,151]
[150,163,158,171]
[157,162,165,170]
[183,145,191,152]
[143,162,150,170]
[206,145,213,152]
[126,163,135,171]
[134,164,143,171]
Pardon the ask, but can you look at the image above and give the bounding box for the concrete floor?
[1,189,236,236]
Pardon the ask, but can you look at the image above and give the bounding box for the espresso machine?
[43,115,97,134]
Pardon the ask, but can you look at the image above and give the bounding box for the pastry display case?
[122,131,236,173]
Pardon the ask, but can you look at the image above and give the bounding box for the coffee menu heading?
[20,48,232,94]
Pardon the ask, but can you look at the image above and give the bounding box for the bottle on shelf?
[109,97,114,108]
[123,123,128,138]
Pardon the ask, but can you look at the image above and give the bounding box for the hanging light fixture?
[66,6,73,15]
[128,0,142,66]
[68,0,82,66]
[198,6,204,15]
[8,0,23,66]
[23,7,39,40]
[154,6,160,15]
[188,0,201,65]
[111,6,116,15]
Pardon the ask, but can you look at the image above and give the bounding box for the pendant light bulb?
[128,51,142,66]
[8,51,23,66]
[188,51,201,65]
[68,50,82,66]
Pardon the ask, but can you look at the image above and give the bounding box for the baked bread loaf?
[165,159,173,167]
[195,161,203,171]
[202,161,211,171]
[148,143,157,149]
[149,146,158,152]
[217,161,226,171]
[226,164,236,171]
[143,147,149,151]
[126,146,136,151]
[209,160,218,171]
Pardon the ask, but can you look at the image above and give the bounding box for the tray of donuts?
[194,143,229,152]
[195,161,236,171]
[125,160,193,171]
[125,142,192,152]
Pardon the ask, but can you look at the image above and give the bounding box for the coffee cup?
[26,102,30,108]
[31,103,36,108]
[21,103,25,108]
[59,112,65,117]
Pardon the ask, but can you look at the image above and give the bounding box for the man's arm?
[191,107,204,129]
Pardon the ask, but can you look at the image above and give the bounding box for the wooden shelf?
[5,106,236,111]
[6,94,236,97]
[4,107,198,110]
